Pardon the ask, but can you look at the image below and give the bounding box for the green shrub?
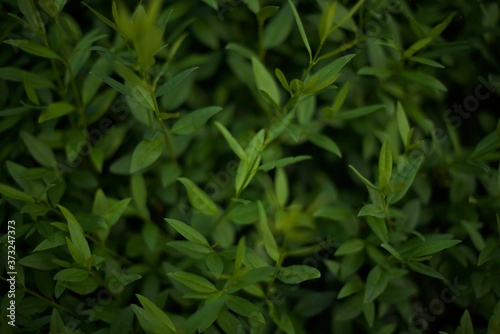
[0,0,499,333]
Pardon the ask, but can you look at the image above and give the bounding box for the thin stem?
[151,91,177,164]
[0,276,78,317]
[54,16,86,128]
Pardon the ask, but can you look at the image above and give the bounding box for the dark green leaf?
[277,265,321,284]
[166,218,210,247]
[168,271,217,294]
[130,138,163,174]
[407,261,444,280]
[364,265,388,303]
[411,240,461,258]
[171,106,222,135]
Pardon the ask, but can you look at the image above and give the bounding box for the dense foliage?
[0,0,499,333]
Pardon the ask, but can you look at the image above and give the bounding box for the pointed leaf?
[407,261,444,280]
[130,138,163,173]
[251,57,281,105]
[167,271,217,293]
[4,40,62,60]
[277,265,321,284]
[166,218,210,247]
[257,200,279,261]
[177,177,219,216]
[287,0,312,61]
[214,122,247,161]
[364,265,388,303]
[171,106,222,135]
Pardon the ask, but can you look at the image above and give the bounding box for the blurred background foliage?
[0,0,499,333]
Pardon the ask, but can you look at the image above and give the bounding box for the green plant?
[0,0,499,333]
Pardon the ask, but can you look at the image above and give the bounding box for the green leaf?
[318,1,338,42]
[103,198,131,228]
[308,132,341,157]
[378,138,392,189]
[19,253,59,270]
[407,15,426,39]
[257,200,279,262]
[364,265,388,303]
[167,271,217,293]
[263,3,294,49]
[397,102,410,146]
[305,54,356,92]
[91,72,130,96]
[50,309,68,334]
[20,131,56,168]
[411,240,461,258]
[477,240,498,266]
[201,0,218,10]
[177,177,219,216]
[243,0,260,13]
[403,37,432,58]
[184,294,225,333]
[358,204,385,219]
[259,155,311,171]
[235,237,246,272]
[58,205,92,266]
[367,217,388,243]
[166,218,210,247]
[251,57,281,105]
[34,232,66,252]
[407,261,444,280]
[387,156,424,204]
[338,276,363,299]
[348,165,378,191]
[335,239,365,256]
[0,184,34,202]
[130,138,163,174]
[275,68,291,94]
[236,130,265,193]
[335,104,385,120]
[277,265,321,284]
[82,2,119,32]
[429,12,456,39]
[401,71,447,92]
[23,70,39,105]
[226,295,265,325]
[166,240,210,259]
[4,40,62,60]
[380,243,403,261]
[156,67,199,97]
[257,6,280,23]
[327,81,350,119]
[287,0,312,61]
[53,268,89,282]
[131,172,148,219]
[461,221,486,251]
[206,252,224,278]
[363,301,375,328]
[275,168,289,208]
[456,310,474,334]
[171,106,222,135]
[136,294,176,334]
[409,56,445,68]
[487,300,500,334]
[214,122,247,161]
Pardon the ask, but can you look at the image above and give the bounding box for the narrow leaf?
[171,106,222,135]
[287,0,312,61]
[257,200,279,261]
[364,266,388,303]
[177,177,219,216]
[167,271,217,293]
[165,218,210,247]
